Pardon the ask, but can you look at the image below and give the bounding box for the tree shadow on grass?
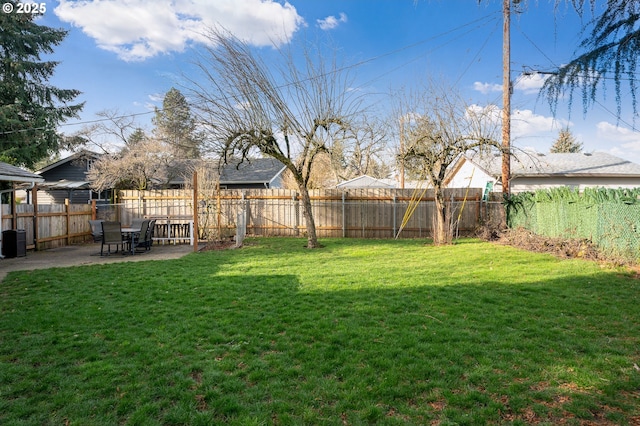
[1,254,639,424]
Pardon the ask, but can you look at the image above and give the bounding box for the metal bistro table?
[121,226,141,255]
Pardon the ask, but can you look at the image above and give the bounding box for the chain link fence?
[507,189,640,262]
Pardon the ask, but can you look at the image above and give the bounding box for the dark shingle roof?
[36,149,102,174]
[0,162,44,183]
[219,158,286,184]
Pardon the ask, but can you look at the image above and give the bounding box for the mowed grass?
[1,238,639,425]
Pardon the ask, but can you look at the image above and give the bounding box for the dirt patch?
[477,225,635,269]
[495,228,604,261]
[199,237,237,251]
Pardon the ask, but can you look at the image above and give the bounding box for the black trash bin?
[2,229,26,258]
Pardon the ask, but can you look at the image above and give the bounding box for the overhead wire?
[0,11,502,138]
[515,20,640,132]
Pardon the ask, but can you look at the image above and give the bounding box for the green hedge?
[506,188,640,262]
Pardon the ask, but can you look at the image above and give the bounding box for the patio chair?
[133,220,150,253]
[88,220,104,242]
[101,221,126,256]
[131,217,146,229]
[141,219,156,251]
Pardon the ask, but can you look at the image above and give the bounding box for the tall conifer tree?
[550,128,583,153]
[153,88,202,158]
[0,1,83,167]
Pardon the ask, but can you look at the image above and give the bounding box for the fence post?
[393,194,397,238]
[342,191,346,238]
[192,171,198,251]
[11,189,17,230]
[293,192,299,236]
[33,184,39,250]
[65,198,71,246]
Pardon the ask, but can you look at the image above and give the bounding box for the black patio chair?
[88,219,104,242]
[146,219,156,249]
[131,217,146,229]
[133,220,150,251]
[101,221,126,256]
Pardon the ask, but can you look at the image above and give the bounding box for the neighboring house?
[445,151,640,193]
[1,162,44,252]
[0,161,44,186]
[35,150,107,204]
[168,158,287,189]
[218,158,287,189]
[1,161,44,204]
[336,174,429,190]
[336,175,396,189]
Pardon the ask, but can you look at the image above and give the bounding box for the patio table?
[121,227,141,255]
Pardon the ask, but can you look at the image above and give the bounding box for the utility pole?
[502,0,511,195]
[399,117,405,189]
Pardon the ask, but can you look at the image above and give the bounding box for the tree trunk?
[432,187,451,245]
[297,184,321,248]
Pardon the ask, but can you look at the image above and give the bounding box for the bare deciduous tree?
[396,81,500,245]
[87,136,177,192]
[75,109,141,153]
[189,29,362,248]
[330,117,392,183]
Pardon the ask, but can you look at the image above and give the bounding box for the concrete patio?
[0,242,197,282]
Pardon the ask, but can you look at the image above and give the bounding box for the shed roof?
[336,175,395,189]
[465,151,640,178]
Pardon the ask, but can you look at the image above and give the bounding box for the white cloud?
[467,105,567,139]
[54,0,306,61]
[317,12,347,30]
[472,82,501,95]
[467,105,572,153]
[511,109,568,138]
[473,74,548,96]
[148,93,164,103]
[596,121,640,152]
[514,73,547,95]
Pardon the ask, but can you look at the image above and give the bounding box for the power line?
[516,23,639,132]
[1,11,502,138]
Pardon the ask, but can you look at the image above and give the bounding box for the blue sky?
[35,0,640,164]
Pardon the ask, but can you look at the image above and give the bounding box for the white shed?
[445,152,640,193]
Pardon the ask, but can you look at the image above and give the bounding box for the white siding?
[446,160,495,189]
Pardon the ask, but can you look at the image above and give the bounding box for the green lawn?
[1,238,639,425]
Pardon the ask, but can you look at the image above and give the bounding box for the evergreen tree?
[153,88,202,158]
[126,128,147,149]
[0,2,83,167]
[550,127,583,153]
[543,0,640,118]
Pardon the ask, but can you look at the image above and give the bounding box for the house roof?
[464,151,640,178]
[336,175,396,189]
[0,161,44,183]
[218,158,286,185]
[36,149,102,174]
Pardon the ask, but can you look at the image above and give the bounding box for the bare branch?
[187,28,364,248]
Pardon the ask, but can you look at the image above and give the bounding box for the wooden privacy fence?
[1,188,505,252]
[1,200,93,251]
[119,188,500,240]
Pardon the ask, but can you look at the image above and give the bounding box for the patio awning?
[37,180,91,190]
